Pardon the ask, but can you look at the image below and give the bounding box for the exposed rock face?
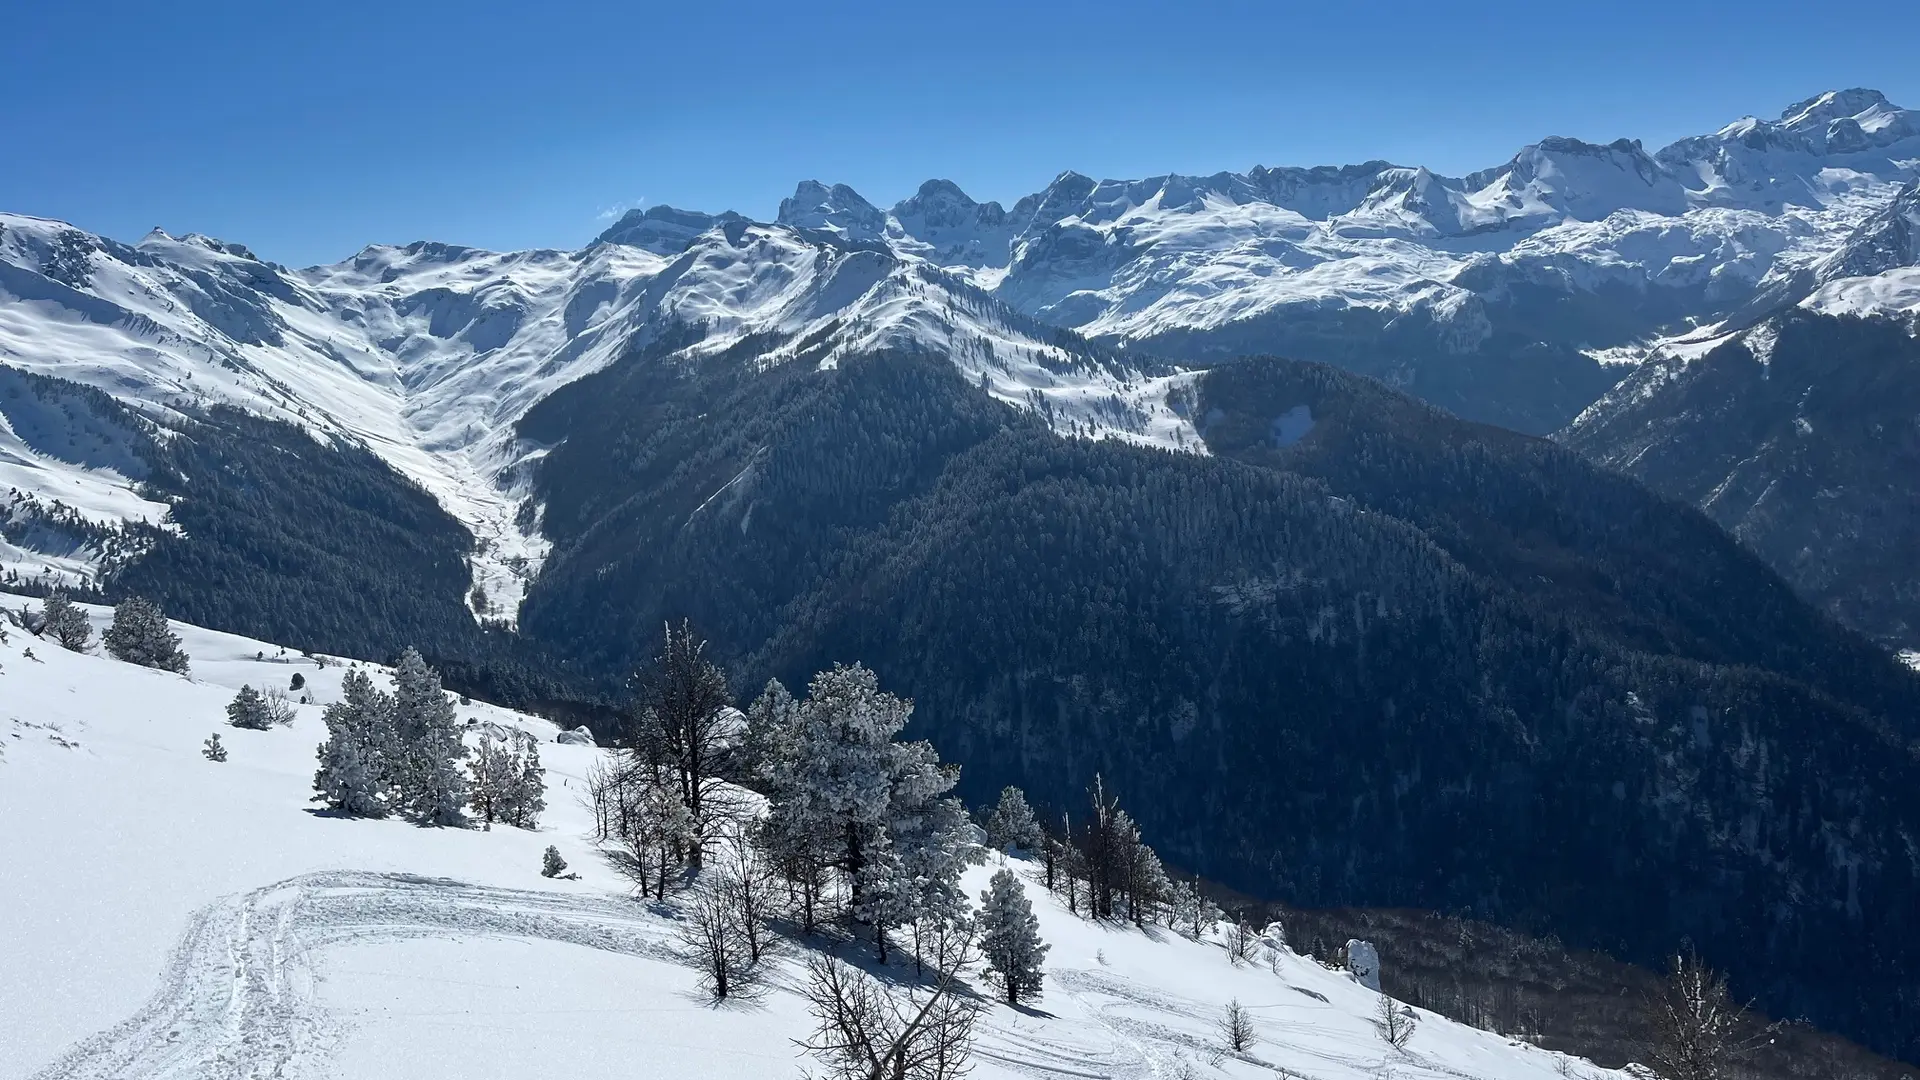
[1347,939,1382,992]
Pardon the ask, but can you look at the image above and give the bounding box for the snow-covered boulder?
[1346,938,1381,991]
[556,726,596,747]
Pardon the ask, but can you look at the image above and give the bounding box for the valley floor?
[0,594,1622,1080]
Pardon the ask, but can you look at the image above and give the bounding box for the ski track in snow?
[28,871,676,1080]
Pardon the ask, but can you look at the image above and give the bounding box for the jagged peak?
[1780,88,1894,129]
[594,204,745,254]
[776,180,886,240]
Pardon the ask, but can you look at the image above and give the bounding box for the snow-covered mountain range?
[3,88,1917,619]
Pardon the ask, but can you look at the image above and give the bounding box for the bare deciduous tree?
[1647,948,1778,1080]
[1225,918,1258,967]
[796,933,981,1080]
[719,826,782,967]
[629,620,735,870]
[678,871,756,1000]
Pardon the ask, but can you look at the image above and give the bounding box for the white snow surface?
[0,596,1631,1080]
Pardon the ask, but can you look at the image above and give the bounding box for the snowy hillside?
[0,595,1630,1080]
[0,213,1190,611]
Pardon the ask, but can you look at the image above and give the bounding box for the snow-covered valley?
[0,594,1638,1080]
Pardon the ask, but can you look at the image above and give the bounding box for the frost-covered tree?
[469,729,548,829]
[390,647,466,826]
[507,734,547,827]
[226,685,273,730]
[103,596,188,673]
[978,868,1049,1005]
[468,731,518,825]
[755,664,977,960]
[765,665,909,922]
[750,679,835,932]
[739,677,798,786]
[613,765,696,900]
[202,732,228,762]
[313,669,394,816]
[878,756,976,971]
[39,592,93,651]
[541,845,568,878]
[984,786,1043,853]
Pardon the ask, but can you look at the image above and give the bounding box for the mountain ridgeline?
[506,341,1920,1062]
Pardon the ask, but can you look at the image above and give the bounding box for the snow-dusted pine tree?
[391,647,466,826]
[978,868,1048,1005]
[313,669,395,817]
[467,731,518,825]
[226,685,273,730]
[541,845,568,878]
[876,742,976,970]
[985,786,1043,853]
[103,596,188,673]
[38,592,93,651]
[202,732,228,762]
[769,664,910,925]
[507,734,546,828]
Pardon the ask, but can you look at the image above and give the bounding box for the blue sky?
[5,0,1916,267]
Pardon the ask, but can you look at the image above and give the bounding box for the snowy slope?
[0,213,1193,612]
[0,595,1631,1080]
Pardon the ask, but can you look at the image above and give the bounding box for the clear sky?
[6,0,1916,268]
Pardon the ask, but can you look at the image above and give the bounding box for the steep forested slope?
[513,343,1920,1063]
[1561,311,1920,650]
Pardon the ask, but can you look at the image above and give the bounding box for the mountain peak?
[776,180,886,241]
[595,204,745,255]
[1780,88,1893,128]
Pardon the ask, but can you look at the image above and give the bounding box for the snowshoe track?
[29,871,673,1080]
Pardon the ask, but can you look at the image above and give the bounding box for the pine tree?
[103,596,189,673]
[390,646,467,826]
[39,592,93,651]
[768,664,911,926]
[313,668,393,817]
[985,786,1043,853]
[507,733,547,828]
[226,685,273,730]
[541,845,568,878]
[202,732,228,762]
[468,731,519,824]
[978,868,1049,1005]
[881,753,975,971]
